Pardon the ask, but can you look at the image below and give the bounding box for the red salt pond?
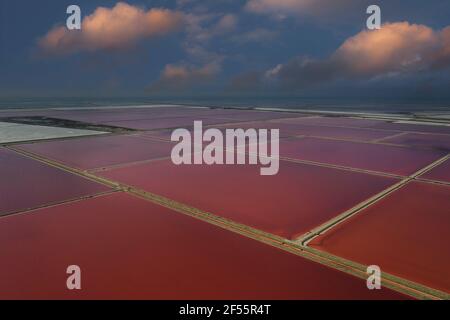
[309,182,450,294]
[98,159,397,240]
[0,110,65,119]
[275,123,394,142]
[420,159,450,183]
[279,137,447,176]
[143,122,296,140]
[53,108,255,124]
[17,135,174,170]
[0,107,296,124]
[275,116,385,128]
[277,117,450,135]
[373,122,450,135]
[144,122,392,142]
[0,192,407,299]
[99,113,251,130]
[142,128,189,141]
[53,111,179,124]
[218,111,302,121]
[218,122,395,142]
[0,148,109,216]
[382,133,450,152]
[102,117,239,130]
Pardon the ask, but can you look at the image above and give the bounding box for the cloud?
[175,10,236,76]
[148,63,221,92]
[245,0,361,19]
[334,22,438,76]
[265,22,450,89]
[227,71,265,92]
[38,2,184,55]
[431,26,450,69]
[175,12,237,81]
[183,12,238,44]
[127,7,234,94]
[215,14,238,34]
[231,28,278,44]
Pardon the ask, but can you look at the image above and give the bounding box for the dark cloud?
[245,0,366,20]
[227,70,265,92]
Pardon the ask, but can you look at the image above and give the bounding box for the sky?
[1,0,450,100]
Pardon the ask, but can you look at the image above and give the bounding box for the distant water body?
[1,97,450,114]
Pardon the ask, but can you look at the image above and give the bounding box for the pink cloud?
[266,22,450,88]
[38,2,184,55]
[334,22,438,76]
[148,63,221,92]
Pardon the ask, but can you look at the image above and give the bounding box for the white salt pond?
[0,122,107,144]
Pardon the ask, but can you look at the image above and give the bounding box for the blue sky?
[0,0,450,99]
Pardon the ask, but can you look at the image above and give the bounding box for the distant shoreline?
[1,103,449,126]
[1,97,450,114]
